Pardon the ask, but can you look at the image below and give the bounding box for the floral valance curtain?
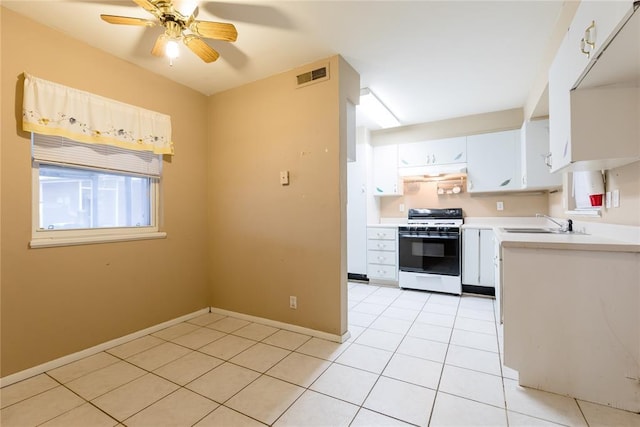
[22,73,174,155]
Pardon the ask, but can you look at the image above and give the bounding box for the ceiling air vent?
[296,64,330,88]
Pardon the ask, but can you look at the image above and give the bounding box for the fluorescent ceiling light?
[359,88,401,128]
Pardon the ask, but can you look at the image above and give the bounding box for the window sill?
[30,231,167,248]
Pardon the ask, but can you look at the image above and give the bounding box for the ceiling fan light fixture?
[165,39,180,64]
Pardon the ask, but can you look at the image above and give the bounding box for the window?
[22,74,173,247]
[31,134,164,248]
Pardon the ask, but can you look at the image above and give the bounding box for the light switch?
[399,203,405,213]
[280,171,290,185]
[613,189,620,208]
[605,192,611,209]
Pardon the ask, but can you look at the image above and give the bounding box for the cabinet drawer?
[367,239,396,251]
[367,264,398,280]
[367,250,397,266]
[366,228,397,240]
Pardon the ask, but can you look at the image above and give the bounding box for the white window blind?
[32,133,162,177]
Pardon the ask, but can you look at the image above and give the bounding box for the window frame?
[30,161,166,248]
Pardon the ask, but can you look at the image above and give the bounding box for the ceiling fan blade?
[151,34,168,57]
[189,21,238,42]
[132,0,157,13]
[183,35,220,63]
[100,14,155,27]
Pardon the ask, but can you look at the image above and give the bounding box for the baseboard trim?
[209,307,351,344]
[0,307,210,388]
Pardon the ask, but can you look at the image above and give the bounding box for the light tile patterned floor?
[2,282,640,426]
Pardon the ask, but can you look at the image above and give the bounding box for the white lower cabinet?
[462,228,495,288]
[366,227,398,282]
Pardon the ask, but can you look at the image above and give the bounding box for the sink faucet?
[536,214,573,232]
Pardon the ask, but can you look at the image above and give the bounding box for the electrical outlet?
[399,203,405,213]
[289,296,297,309]
[496,201,504,211]
[613,189,620,208]
[605,191,611,208]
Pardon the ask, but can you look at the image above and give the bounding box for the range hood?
[398,163,467,180]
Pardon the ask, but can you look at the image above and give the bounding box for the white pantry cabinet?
[466,130,521,193]
[366,227,398,282]
[548,1,635,172]
[372,144,403,196]
[520,119,562,190]
[462,228,495,288]
[397,137,466,168]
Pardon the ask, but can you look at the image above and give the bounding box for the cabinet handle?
[580,21,596,57]
[522,175,526,185]
[432,154,436,163]
[544,153,552,169]
[377,243,385,248]
[580,37,590,57]
[499,179,511,187]
[585,20,596,49]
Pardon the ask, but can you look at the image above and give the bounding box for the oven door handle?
[398,233,460,239]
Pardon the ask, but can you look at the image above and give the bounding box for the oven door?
[398,231,461,276]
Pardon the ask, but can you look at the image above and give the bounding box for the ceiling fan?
[100,0,238,64]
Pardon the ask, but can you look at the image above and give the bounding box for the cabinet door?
[398,137,466,168]
[347,140,368,275]
[467,130,521,192]
[373,144,403,196]
[548,32,573,173]
[462,229,480,285]
[479,229,495,287]
[430,137,467,165]
[569,0,633,80]
[521,119,562,189]
[398,141,430,167]
[494,237,502,324]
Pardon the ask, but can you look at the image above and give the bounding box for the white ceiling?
[3,0,564,129]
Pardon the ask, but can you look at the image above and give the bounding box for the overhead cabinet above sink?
[548,0,639,173]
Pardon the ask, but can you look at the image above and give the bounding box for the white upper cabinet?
[466,130,521,193]
[397,137,466,168]
[372,144,403,196]
[548,1,636,172]
[568,1,633,77]
[520,119,562,190]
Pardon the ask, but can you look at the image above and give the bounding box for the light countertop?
[494,227,640,253]
[371,217,640,253]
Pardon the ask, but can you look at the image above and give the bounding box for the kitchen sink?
[501,227,587,235]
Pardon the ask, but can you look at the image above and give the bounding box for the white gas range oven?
[398,208,464,295]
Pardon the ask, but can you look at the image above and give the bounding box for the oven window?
[411,242,444,257]
[399,235,460,276]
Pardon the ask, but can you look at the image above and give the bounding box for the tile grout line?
[426,293,461,427]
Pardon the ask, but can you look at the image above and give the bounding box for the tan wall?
[207,56,357,336]
[0,8,210,376]
[548,162,640,226]
[371,108,523,146]
[380,182,549,219]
